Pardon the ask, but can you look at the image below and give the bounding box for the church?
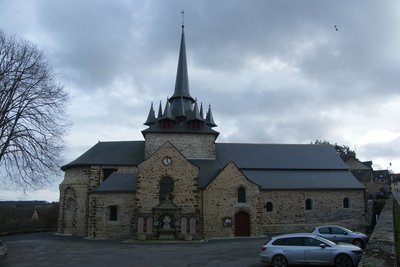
[57,24,365,240]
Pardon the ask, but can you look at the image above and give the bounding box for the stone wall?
[259,189,366,233]
[58,166,137,237]
[137,142,200,214]
[202,162,262,239]
[359,197,396,267]
[136,142,202,238]
[58,155,366,240]
[88,193,136,239]
[58,167,93,236]
[58,184,89,236]
[144,133,216,160]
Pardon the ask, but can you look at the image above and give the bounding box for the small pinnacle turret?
[205,104,217,127]
[144,102,156,126]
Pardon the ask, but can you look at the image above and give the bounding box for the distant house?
[344,154,377,198]
[391,174,400,193]
[344,154,373,183]
[372,170,391,197]
[373,170,391,183]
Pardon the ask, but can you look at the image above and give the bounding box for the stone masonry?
[202,161,262,239]
[88,193,136,239]
[144,133,216,160]
[259,190,366,233]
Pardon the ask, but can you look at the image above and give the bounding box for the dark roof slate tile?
[94,173,136,193]
[61,141,145,170]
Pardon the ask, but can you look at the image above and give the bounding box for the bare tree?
[0,30,68,189]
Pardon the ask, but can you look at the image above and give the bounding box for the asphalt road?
[0,232,268,267]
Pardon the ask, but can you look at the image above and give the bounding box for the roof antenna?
[181,9,185,28]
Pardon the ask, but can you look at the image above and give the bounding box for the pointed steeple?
[199,102,204,119]
[188,100,203,121]
[169,24,195,114]
[157,101,163,119]
[142,19,219,140]
[144,102,156,125]
[162,99,174,120]
[175,95,186,119]
[205,104,217,127]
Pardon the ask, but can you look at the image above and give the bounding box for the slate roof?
[350,170,373,183]
[142,121,219,135]
[345,157,372,170]
[61,141,145,170]
[241,170,362,190]
[63,141,363,191]
[94,173,136,193]
[214,143,348,170]
[191,143,363,190]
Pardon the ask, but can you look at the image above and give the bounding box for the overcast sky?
[1,0,400,201]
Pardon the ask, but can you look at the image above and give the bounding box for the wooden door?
[235,211,250,236]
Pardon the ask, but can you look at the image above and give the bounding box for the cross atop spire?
[181,10,185,28]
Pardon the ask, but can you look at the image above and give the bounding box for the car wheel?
[271,255,288,267]
[352,239,364,248]
[335,254,353,267]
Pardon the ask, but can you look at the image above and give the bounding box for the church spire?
[144,102,156,125]
[205,104,217,127]
[142,16,218,138]
[169,16,195,114]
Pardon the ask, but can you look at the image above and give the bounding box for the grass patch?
[393,198,400,267]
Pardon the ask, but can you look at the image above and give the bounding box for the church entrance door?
[234,211,250,236]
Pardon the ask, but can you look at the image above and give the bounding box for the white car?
[312,225,368,248]
[260,233,363,267]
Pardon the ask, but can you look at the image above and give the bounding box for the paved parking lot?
[0,232,267,267]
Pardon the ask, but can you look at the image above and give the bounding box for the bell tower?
[142,21,219,159]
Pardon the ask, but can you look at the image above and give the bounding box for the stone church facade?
[57,26,365,240]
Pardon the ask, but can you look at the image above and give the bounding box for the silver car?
[260,233,362,267]
[0,240,7,260]
[312,225,368,248]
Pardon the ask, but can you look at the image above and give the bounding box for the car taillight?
[261,246,267,252]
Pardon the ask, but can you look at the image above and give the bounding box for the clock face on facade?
[162,156,172,166]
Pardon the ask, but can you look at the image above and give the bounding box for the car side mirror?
[319,243,327,249]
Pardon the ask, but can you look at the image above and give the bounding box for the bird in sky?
[334,25,339,32]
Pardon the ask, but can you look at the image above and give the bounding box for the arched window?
[189,218,196,234]
[180,217,187,234]
[266,201,273,212]
[305,198,313,210]
[109,206,118,221]
[238,186,246,203]
[64,188,75,212]
[66,197,74,211]
[160,177,174,202]
[343,197,350,208]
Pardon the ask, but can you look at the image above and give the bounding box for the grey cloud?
[1,0,400,199]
